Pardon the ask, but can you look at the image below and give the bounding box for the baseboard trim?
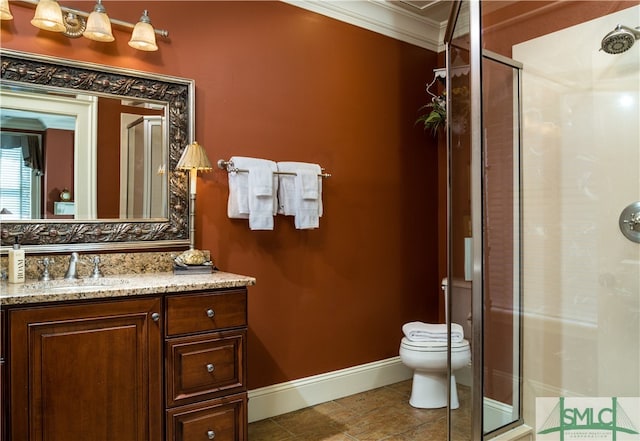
[484,397,515,431]
[247,356,413,423]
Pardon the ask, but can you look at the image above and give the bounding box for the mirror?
[0,90,168,221]
[0,49,193,252]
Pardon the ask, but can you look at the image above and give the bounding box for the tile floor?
[248,380,471,441]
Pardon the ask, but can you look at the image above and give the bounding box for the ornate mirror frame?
[0,49,193,253]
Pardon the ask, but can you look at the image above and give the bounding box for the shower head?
[600,24,640,54]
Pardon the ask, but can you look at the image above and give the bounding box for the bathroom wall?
[43,129,74,219]
[1,1,440,390]
[96,98,163,218]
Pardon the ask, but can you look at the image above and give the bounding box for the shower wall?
[513,5,640,427]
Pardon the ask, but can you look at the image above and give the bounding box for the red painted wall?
[44,129,74,219]
[97,97,163,218]
[97,98,122,219]
[2,1,440,389]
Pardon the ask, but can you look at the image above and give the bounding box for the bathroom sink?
[21,278,130,293]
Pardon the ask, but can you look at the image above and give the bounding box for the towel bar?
[217,159,331,178]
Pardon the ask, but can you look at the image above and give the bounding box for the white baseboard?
[248,356,413,423]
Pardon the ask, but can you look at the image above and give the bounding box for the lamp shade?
[0,0,13,20]
[177,142,213,194]
[128,10,158,51]
[30,0,65,32]
[176,142,213,172]
[83,0,114,42]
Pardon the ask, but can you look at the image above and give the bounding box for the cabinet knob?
[206,363,215,373]
[206,308,215,318]
[151,312,160,322]
[207,430,215,439]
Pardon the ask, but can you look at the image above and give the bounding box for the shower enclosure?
[444,1,639,439]
[121,115,167,219]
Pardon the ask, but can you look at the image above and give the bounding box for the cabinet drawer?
[167,330,245,407]
[166,393,247,441]
[166,290,247,336]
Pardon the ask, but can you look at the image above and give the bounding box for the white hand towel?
[248,164,277,230]
[276,162,323,229]
[300,169,319,200]
[227,157,277,229]
[402,322,464,343]
[294,170,319,229]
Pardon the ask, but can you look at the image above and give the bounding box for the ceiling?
[393,0,453,22]
[1,108,75,131]
[283,0,454,51]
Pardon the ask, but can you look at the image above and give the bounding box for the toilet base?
[409,373,460,409]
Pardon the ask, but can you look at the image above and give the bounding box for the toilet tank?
[442,278,472,344]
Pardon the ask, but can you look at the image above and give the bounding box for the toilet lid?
[401,337,470,352]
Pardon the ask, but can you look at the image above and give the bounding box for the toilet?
[399,336,470,409]
[399,278,471,409]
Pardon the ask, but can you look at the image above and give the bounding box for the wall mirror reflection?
[0,88,168,221]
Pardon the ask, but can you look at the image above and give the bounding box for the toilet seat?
[400,337,470,353]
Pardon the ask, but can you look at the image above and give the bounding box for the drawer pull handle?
[207,430,216,439]
[151,312,160,322]
[206,308,215,318]
[206,363,215,373]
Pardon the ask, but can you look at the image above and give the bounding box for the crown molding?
[282,0,447,52]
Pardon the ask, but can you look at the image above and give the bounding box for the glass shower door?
[480,51,523,436]
[446,1,523,439]
[446,1,473,439]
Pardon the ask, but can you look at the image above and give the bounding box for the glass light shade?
[0,0,13,20]
[83,4,114,42]
[129,21,158,51]
[30,0,65,32]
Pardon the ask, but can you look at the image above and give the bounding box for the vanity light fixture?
[176,142,213,250]
[7,0,168,51]
[128,10,157,51]
[30,0,65,32]
[0,0,14,20]
[83,0,114,42]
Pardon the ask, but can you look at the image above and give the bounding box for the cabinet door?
[10,297,163,441]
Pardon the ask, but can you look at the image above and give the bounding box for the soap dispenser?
[8,239,25,284]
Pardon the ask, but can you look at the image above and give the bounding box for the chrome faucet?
[64,252,80,280]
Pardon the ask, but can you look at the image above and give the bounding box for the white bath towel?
[276,162,323,229]
[402,322,464,343]
[227,156,278,230]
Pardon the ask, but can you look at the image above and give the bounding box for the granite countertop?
[0,271,256,306]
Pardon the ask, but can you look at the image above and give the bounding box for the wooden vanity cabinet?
[9,297,164,441]
[1,309,5,441]
[5,286,249,441]
[164,289,248,441]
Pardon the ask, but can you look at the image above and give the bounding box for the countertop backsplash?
[0,250,211,281]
